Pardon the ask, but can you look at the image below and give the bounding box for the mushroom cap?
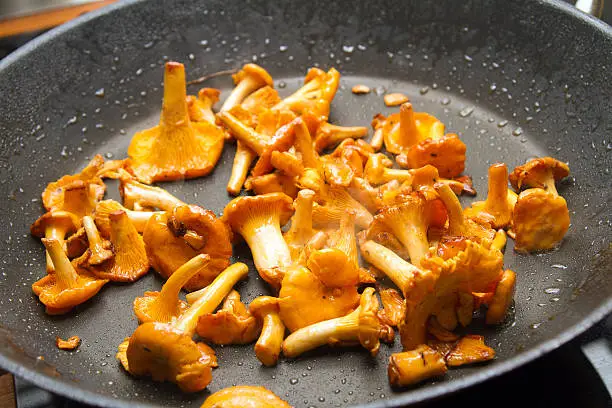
[65,227,88,258]
[242,86,281,116]
[399,133,466,178]
[233,63,274,87]
[133,291,189,324]
[31,267,108,313]
[55,180,99,219]
[82,210,149,282]
[195,291,260,345]
[512,188,570,252]
[312,185,373,230]
[247,173,299,198]
[307,248,359,288]
[377,288,405,328]
[509,157,570,191]
[126,322,214,393]
[201,385,291,408]
[30,211,80,238]
[222,193,294,233]
[143,205,232,291]
[42,155,106,211]
[198,87,221,104]
[249,296,280,317]
[278,266,359,332]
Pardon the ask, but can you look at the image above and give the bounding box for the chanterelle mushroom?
[509,157,571,252]
[143,204,232,291]
[195,290,260,345]
[32,239,108,314]
[31,211,79,273]
[126,62,225,183]
[133,254,211,324]
[221,63,274,112]
[119,170,185,211]
[94,199,162,237]
[201,385,291,408]
[42,154,106,212]
[464,163,517,229]
[282,287,382,357]
[78,210,149,282]
[249,296,285,367]
[187,88,220,124]
[123,262,248,392]
[278,265,359,332]
[222,193,294,288]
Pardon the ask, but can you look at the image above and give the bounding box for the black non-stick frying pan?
[0,0,611,406]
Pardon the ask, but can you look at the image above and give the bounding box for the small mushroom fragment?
[42,154,106,212]
[122,262,248,392]
[445,335,495,367]
[485,269,516,325]
[249,296,285,367]
[196,290,260,345]
[282,287,382,357]
[378,288,405,327]
[32,239,108,314]
[143,204,232,291]
[126,62,225,183]
[79,211,149,282]
[56,336,81,351]
[384,93,409,107]
[388,345,447,387]
[222,193,294,288]
[201,386,291,408]
[30,211,79,273]
[352,84,371,94]
[133,254,211,324]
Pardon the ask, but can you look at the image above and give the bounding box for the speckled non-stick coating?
[0,0,610,407]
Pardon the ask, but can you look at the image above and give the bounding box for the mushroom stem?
[398,103,419,148]
[293,118,320,169]
[485,164,511,216]
[360,240,420,295]
[82,216,113,265]
[121,177,185,211]
[227,141,256,195]
[174,262,249,336]
[542,172,559,196]
[221,77,261,112]
[150,255,211,322]
[435,183,466,235]
[246,222,291,273]
[256,312,284,366]
[217,111,266,154]
[43,239,78,289]
[44,225,69,272]
[285,189,315,246]
[160,62,189,127]
[282,287,379,357]
[370,127,384,151]
[491,229,507,251]
[314,123,368,152]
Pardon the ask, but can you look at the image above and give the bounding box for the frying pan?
[0,0,610,406]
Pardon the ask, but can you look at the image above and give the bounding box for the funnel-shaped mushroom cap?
[127,62,225,183]
[509,157,570,193]
[143,204,232,291]
[202,386,291,408]
[42,155,106,212]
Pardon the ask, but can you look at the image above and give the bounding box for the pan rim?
[0,0,610,407]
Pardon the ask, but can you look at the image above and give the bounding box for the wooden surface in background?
[0,372,15,408]
[0,0,117,38]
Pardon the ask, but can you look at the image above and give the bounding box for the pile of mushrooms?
[29,61,571,404]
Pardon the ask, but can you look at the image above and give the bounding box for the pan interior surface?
[0,0,610,407]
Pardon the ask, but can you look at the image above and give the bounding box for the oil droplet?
[95,88,105,97]
[318,397,325,402]
[374,86,386,96]
[441,97,451,105]
[419,86,430,95]
[289,378,299,385]
[459,106,474,117]
[334,389,341,394]
[342,45,354,53]
[512,127,523,136]
[544,287,560,294]
[551,264,567,269]
[279,45,288,52]
[497,120,508,128]
[531,322,542,329]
